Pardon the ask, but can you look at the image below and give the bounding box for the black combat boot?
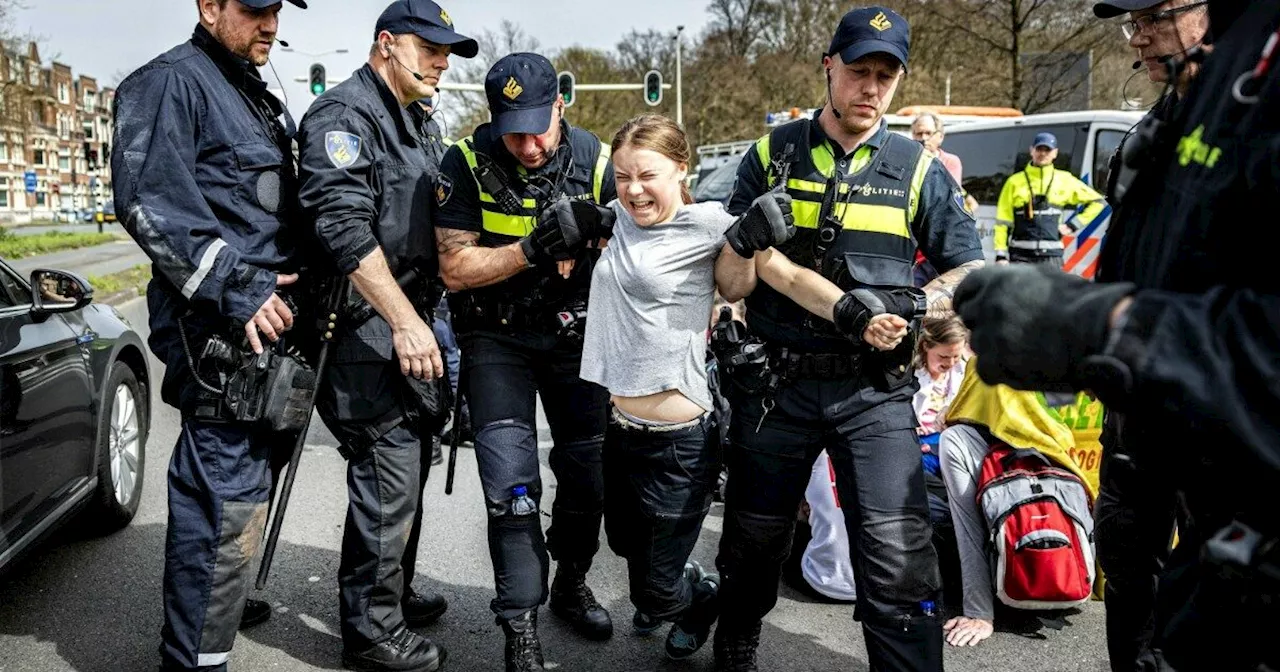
[549,560,614,640]
[341,624,447,672]
[713,619,761,672]
[402,587,448,627]
[498,609,545,672]
[239,598,272,629]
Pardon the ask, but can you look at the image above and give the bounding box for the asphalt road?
[0,298,1112,672]
[9,238,147,279]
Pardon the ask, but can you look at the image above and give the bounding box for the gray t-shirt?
[580,200,734,412]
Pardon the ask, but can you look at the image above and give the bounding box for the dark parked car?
[692,158,743,205]
[0,259,150,575]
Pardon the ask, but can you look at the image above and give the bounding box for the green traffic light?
[311,83,325,95]
[647,91,659,102]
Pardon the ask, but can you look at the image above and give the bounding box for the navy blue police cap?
[375,0,478,58]
[239,0,308,8]
[827,6,910,70]
[1033,132,1058,149]
[485,53,559,137]
[1092,0,1166,19]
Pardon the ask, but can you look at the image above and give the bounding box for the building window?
[0,142,8,163]
[83,90,95,111]
[36,191,45,206]
[0,190,8,208]
[32,148,43,166]
[58,152,69,171]
[82,122,93,141]
[57,82,69,104]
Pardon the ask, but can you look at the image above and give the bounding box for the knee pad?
[859,512,941,605]
[474,419,542,518]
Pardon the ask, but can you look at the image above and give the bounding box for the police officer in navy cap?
[295,1,475,670]
[434,51,617,672]
[710,5,984,671]
[112,0,307,669]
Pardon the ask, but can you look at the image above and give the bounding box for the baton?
[444,367,466,495]
[255,278,347,589]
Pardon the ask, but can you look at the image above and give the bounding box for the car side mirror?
[30,268,94,315]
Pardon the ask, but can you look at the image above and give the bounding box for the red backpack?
[976,445,1096,610]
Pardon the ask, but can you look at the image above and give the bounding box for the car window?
[945,123,1088,204]
[0,264,27,308]
[1092,129,1127,192]
[693,160,741,204]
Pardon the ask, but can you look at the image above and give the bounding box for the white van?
[942,110,1144,277]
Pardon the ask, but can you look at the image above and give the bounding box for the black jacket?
[1094,2,1280,477]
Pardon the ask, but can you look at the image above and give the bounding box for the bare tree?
[913,0,1119,112]
[436,20,543,139]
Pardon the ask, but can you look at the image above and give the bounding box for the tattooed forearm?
[436,227,528,291]
[923,260,983,319]
[436,228,479,255]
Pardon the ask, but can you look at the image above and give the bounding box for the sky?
[16,0,712,122]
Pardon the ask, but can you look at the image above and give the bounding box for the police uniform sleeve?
[912,160,985,273]
[726,140,768,217]
[297,104,381,276]
[1102,288,1280,467]
[110,66,276,324]
[1063,172,1107,234]
[433,143,482,232]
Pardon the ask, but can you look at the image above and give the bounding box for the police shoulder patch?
[953,188,975,219]
[436,174,454,207]
[325,131,362,169]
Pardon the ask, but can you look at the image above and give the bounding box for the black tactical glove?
[953,265,1135,392]
[724,192,795,258]
[520,197,584,265]
[570,200,617,242]
[832,288,926,341]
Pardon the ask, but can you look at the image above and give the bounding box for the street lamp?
[673,25,685,127]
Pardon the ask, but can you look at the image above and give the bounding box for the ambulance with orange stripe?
[942,110,1144,278]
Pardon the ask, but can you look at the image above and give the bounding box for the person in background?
[910,114,977,287]
[992,133,1106,266]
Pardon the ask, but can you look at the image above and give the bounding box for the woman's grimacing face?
[612,145,687,226]
[926,341,967,378]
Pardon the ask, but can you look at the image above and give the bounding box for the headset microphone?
[388,50,426,82]
[276,38,289,48]
[1132,60,1142,69]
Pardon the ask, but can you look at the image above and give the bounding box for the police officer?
[1089,2,1207,669]
[710,7,984,671]
[434,52,616,672]
[992,132,1106,266]
[954,1,1279,669]
[111,0,306,669]
[295,2,476,670]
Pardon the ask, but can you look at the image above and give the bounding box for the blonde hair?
[913,315,969,370]
[611,114,693,205]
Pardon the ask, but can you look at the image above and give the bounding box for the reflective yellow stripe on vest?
[458,137,610,238]
[755,131,931,242]
[593,143,611,203]
[459,137,538,236]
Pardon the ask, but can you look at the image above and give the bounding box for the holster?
[709,309,772,394]
[192,338,317,434]
[402,374,454,438]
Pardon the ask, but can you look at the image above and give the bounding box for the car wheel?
[85,361,147,532]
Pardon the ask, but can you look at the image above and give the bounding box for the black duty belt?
[769,347,863,381]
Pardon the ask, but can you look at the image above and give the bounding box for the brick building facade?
[0,42,114,223]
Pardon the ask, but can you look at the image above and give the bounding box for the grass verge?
[0,229,121,259]
[87,264,151,304]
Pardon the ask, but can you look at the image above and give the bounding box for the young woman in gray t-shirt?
[580,115,856,661]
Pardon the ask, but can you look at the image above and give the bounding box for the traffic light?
[558,71,576,107]
[309,63,326,96]
[644,70,663,106]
